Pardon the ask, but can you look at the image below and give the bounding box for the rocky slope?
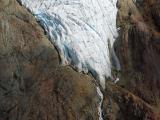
[103,81,160,120]
[116,0,160,107]
[113,0,160,119]
[0,0,99,120]
[0,0,160,120]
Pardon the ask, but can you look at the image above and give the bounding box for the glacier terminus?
[19,0,120,89]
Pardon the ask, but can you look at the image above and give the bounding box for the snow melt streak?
[20,0,119,88]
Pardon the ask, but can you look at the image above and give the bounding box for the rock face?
[114,0,160,118]
[103,81,160,120]
[119,0,160,103]
[0,0,160,120]
[0,0,99,120]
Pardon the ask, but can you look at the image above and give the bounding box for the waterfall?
[97,86,104,120]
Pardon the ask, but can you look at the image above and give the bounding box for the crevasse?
[19,0,120,89]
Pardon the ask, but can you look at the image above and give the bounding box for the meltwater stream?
[97,87,104,120]
[19,0,120,119]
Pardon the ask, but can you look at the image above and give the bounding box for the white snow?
[114,77,120,83]
[19,0,120,89]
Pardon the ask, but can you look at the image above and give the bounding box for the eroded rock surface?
[114,0,160,118]
[0,0,99,120]
[0,0,160,120]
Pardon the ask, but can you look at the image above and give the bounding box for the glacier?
[19,0,120,89]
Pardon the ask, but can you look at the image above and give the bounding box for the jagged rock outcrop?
[0,0,99,120]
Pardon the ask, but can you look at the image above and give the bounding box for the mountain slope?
[0,0,160,120]
[0,0,99,119]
